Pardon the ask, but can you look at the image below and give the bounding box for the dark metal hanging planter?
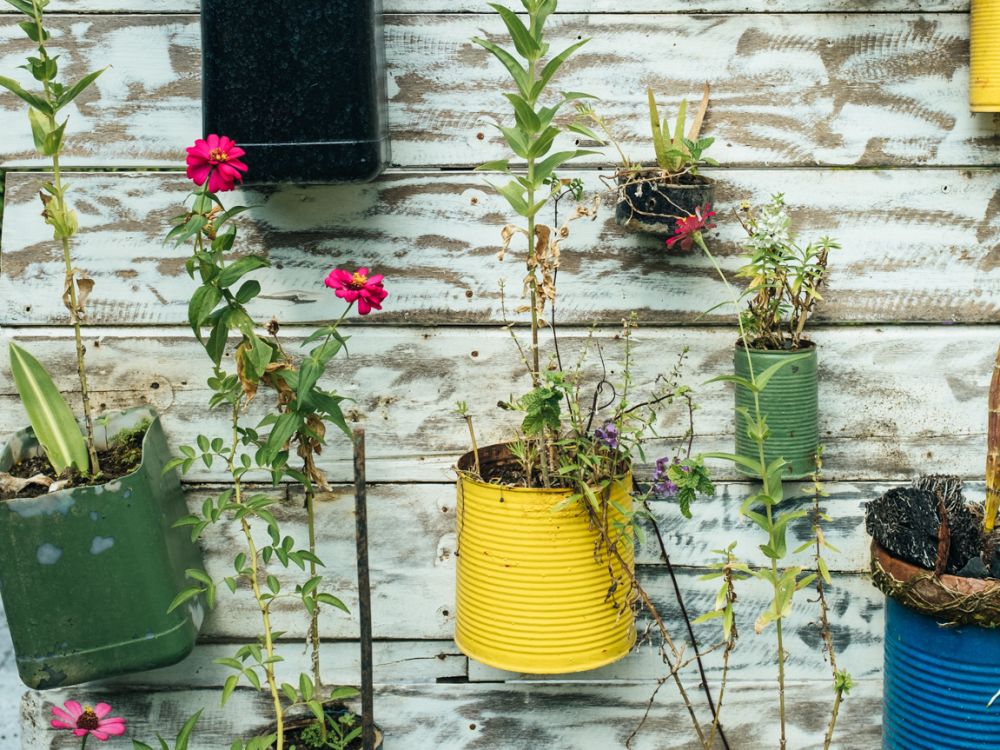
[0,406,205,689]
[615,170,715,241]
[201,0,389,184]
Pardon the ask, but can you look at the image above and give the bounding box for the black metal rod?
[353,428,376,750]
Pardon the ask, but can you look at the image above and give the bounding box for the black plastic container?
[615,171,714,242]
[201,0,388,183]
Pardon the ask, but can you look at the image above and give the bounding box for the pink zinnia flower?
[324,267,388,315]
[666,203,717,253]
[185,134,248,193]
[50,700,126,741]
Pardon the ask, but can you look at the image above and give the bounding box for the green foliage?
[289,710,364,750]
[518,372,565,436]
[473,0,597,220]
[166,141,363,748]
[646,86,716,175]
[132,709,202,750]
[668,456,714,519]
[8,341,88,474]
[735,193,839,350]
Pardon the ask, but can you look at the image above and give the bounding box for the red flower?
[50,700,126,741]
[186,134,248,192]
[325,267,388,315]
[666,203,717,252]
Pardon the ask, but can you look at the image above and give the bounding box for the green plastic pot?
[734,344,819,480]
[0,406,204,689]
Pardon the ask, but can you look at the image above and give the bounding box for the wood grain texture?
[20,680,883,750]
[0,325,992,482]
[4,169,999,326]
[0,14,996,168]
[37,0,972,13]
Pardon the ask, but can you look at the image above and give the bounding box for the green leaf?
[166,586,202,614]
[297,357,323,406]
[221,674,239,706]
[175,709,203,750]
[329,685,360,701]
[476,159,510,172]
[533,149,594,184]
[56,67,107,111]
[492,179,529,216]
[260,412,301,465]
[700,451,763,475]
[531,39,588,101]
[504,92,541,133]
[703,373,759,392]
[316,592,349,612]
[300,672,314,701]
[8,342,88,474]
[216,256,268,289]
[3,0,36,15]
[18,19,48,42]
[753,352,812,393]
[490,4,540,60]
[647,87,668,168]
[471,37,529,97]
[235,279,261,304]
[205,316,229,366]
[0,76,52,115]
[188,284,222,340]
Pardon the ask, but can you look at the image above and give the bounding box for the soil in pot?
[0,420,148,501]
[866,475,1000,579]
[615,170,714,240]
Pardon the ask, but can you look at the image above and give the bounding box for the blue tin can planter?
[0,406,205,689]
[872,542,1000,750]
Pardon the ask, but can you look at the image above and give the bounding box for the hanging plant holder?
[454,443,636,674]
[615,170,715,241]
[971,0,1000,112]
[733,343,819,480]
[201,0,389,183]
[0,406,205,689]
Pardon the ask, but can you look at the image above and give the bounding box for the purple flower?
[594,422,620,450]
[651,456,679,499]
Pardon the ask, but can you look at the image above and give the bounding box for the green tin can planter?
[0,406,204,689]
[734,344,819,480]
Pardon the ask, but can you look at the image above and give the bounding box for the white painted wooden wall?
[0,0,997,747]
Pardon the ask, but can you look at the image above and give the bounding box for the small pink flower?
[186,134,248,192]
[51,700,126,741]
[666,203,717,253]
[325,267,388,315]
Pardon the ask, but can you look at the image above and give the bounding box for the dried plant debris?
[866,475,999,579]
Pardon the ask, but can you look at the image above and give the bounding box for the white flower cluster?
[744,195,793,255]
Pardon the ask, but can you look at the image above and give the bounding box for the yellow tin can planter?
[454,443,637,674]
[971,0,1000,111]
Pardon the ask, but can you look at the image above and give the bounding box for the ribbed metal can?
[883,596,1000,749]
[454,450,636,674]
[734,345,819,480]
[971,0,1000,112]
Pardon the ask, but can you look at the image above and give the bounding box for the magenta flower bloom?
[666,203,717,253]
[51,700,126,741]
[185,134,248,192]
[325,267,388,315]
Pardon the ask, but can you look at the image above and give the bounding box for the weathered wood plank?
[95,641,467,688]
[0,14,994,168]
[20,680,883,749]
[37,0,971,13]
[4,169,999,326]
[0,325,993,482]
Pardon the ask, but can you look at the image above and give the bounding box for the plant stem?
[229,403,284,749]
[31,1,100,475]
[80,735,88,750]
[306,484,322,689]
[697,234,787,748]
